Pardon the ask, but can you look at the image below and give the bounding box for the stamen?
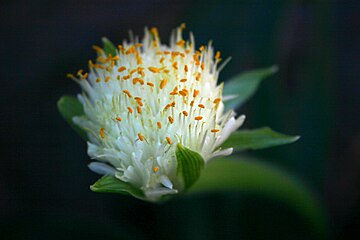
[195,116,203,121]
[137,106,142,114]
[213,98,221,104]
[147,82,154,87]
[118,66,126,72]
[116,117,122,122]
[153,166,159,172]
[193,89,199,98]
[211,129,220,133]
[148,66,161,73]
[180,78,187,82]
[105,76,111,82]
[99,128,105,138]
[182,110,188,116]
[198,104,205,109]
[92,45,103,53]
[157,122,162,129]
[127,106,133,113]
[96,78,101,83]
[123,90,132,98]
[172,62,178,70]
[166,137,172,145]
[168,116,174,124]
[138,133,145,141]
[160,79,168,89]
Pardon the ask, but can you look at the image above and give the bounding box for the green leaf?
[90,175,145,200]
[57,95,87,140]
[223,65,278,111]
[189,158,327,236]
[102,37,117,56]
[221,127,300,151]
[176,144,205,190]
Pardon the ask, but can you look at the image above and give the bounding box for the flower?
[68,24,245,201]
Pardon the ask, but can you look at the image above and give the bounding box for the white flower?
[69,25,245,201]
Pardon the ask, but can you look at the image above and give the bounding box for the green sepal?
[57,95,87,140]
[223,65,278,111]
[102,37,117,56]
[90,175,145,200]
[176,144,205,190]
[221,127,300,152]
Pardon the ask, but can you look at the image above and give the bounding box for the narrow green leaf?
[221,127,300,151]
[223,65,278,111]
[176,144,205,190]
[57,95,87,140]
[102,37,117,56]
[189,158,327,236]
[90,175,145,200]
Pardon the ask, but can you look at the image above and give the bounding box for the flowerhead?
[68,24,245,201]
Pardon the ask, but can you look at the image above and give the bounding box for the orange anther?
[184,65,188,72]
[137,106,142,114]
[168,116,174,124]
[213,98,221,104]
[195,116,203,121]
[211,129,220,133]
[166,136,172,145]
[153,166,159,172]
[127,106,133,113]
[118,66,126,72]
[182,110,188,116]
[160,79,168,89]
[105,76,111,82]
[138,133,145,141]
[198,104,205,109]
[123,90,132,98]
[157,122,162,129]
[176,40,185,47]
[172,62,178,70]
[193,89,199,98]
[148,66,161,73]
[116,117,122,122]
[147,82,154,87]
[96,78,101,83]
[180,78,187,82]
[99,128,105,138]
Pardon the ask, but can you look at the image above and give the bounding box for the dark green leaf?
[102,37,117,56]
[221,127,300,151]
[176,144,205,190]
[223,65,278,111]
[90,175,145,200]
[189,158,327,236]
[57,95,87,140]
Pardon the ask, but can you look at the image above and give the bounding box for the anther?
[211,129,220,133]
[99,128,105,138]
[123,90,132,98]
[138,133,145,141]
[160,79,168,89]
[157,122,162,129]
[166,137,172,145]
[118,66,126,72]
[168,116,174,124]
[195,116,203,121]
[127,107,133,113]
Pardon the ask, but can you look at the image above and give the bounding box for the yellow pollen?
[199,45,205,51]
[172,62,178,70]
[195,116,203,121]
[180,23,186,29]
[105,76,111,82]
[179,90,187,97]
[168,116,174,124]
[190,100,194,107]
[160,79,168,89]
[81,72,88,79]
[160,57,165,64]
[211,129,220,133]
[153,166,159,172]
[127,106,133,113]
[201,62,205,70]
[96,78,101,83]
[164,69,170,73]
[99,128,105,138]
[123,90,132,98]
[118,66,126,72]
[182,110,188,116]
[193,89,199,98]
[77,69,83,76]
[215,51,221,60]
[164,51,170,55]
[198,104,205,109]
[106,66,111,72]
[195,72,201,81]
[166,137,172,145]
[157,122,162,129]
[180,78,187,82]
[116,117,122,122]
[147,82,154,87]
[148,66,161,73]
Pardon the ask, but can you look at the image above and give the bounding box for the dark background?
[1,0,359,239]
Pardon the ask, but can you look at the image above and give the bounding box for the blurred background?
[1,0,359,239]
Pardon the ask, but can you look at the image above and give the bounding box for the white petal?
[223,94,238,101]
[209,148,233,159]
[88,162,116,176]
[160,175,173,189]
[215,115,246,147]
